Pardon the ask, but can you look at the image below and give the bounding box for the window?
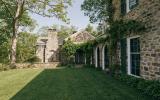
[127,37,140,76]
[126,0,138,13]
[129,0,138,9]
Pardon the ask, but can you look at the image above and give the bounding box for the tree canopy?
[0,0,72,64]
[81,0,112,23]
[85,24,97,36]
[38,25,77,38]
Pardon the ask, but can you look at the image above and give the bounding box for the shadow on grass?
[10,68,72,100]
[10,68,153,100]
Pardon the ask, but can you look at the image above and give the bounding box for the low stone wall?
[15,62,60,69]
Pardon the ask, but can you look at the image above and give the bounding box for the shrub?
[145,81,160,99]
[110,64,121,76]
[66,64,75,68]
[83,64,95,68]
[116,74,160,99]
[25,56,41,63]
[0,64,10,71]
[137,80,153,93]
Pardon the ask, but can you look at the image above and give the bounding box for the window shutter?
[121,0,126,15]
[120,38,127,74]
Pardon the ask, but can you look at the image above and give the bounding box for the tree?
[81,0,112,23]
[85,24,93,32]
[38,26,50,36]
[58,25,77,38]
[0,39,10,64]
[85,24,97,36]
[0,0,72,65]
[61,39,77,65]
[38,25,77,39]
[16,32,37,63]
[81,0,114,68]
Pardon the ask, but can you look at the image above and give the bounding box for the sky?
[30,0,97,33]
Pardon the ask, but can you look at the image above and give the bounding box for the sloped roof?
[37,36,64,46]
[65,30,95,44]
[36,37,48,45]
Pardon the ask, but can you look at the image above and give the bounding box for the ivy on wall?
[108,19,145,72]
[61,19,145,67]
[60,39,78,64]
[109,19,145,49]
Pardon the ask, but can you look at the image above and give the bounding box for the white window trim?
[102,44,107,70]
[102,46,105,70]
[126,0,130,13]
[126,0,138,13]
[94,47,98,68]
[127,36,140,77]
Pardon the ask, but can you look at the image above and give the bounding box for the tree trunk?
[10,0,25,66]
[11,33,18,65]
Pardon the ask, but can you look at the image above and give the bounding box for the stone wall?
[112,0,121,20]
[111,0,160,80]
[16,62,60,69]
[124,0,160,80]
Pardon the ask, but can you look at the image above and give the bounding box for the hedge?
[115,74,160,99]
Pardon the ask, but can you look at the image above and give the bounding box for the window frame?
[126,0,138,13]
[127,36,140,77]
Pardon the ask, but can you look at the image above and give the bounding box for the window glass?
[129,0,138,9]
[130,37,140,76]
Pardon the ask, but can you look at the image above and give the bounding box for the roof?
[65,30,95,44]
[36,37,48,45]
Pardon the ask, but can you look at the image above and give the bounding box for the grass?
[0,67,153,100]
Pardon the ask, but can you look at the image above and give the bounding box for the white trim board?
[126,0,130,13]
[94,47,98,68]
[127,36,140,76]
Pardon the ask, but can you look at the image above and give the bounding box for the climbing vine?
[61,19,145,67]
[108,19,146,70]
[109,19,145,51]
[61,39,78,65]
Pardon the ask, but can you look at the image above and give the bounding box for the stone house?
[65,31,95,44]
[36,29,63,63]
[36,0,160,80]
[118,0,160,80]
[36,29,95,64]
[88,0,160,80]
[64,30,95,64]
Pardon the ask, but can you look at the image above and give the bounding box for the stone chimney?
[72,31,77,34]
[48,28,57,37]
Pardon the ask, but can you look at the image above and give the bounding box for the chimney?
[72,31,77,34]
[48,28,57,37]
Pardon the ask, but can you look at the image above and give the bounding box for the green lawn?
[0,67,153,100]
